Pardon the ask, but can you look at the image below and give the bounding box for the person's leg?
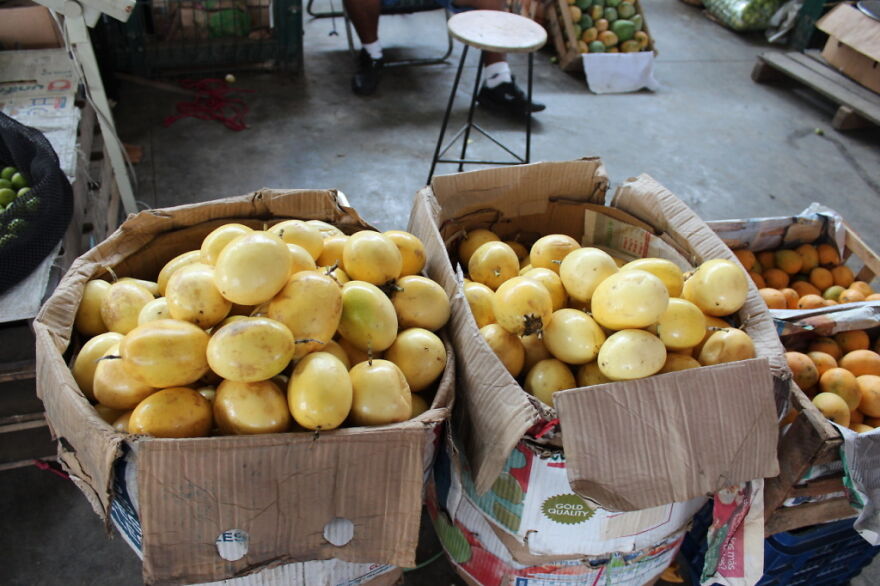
[345,0,385,95]
[344,0,381,45]
[449,0,545,115]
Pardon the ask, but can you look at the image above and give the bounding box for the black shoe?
[477,80,546,117]
[352,49,384,96]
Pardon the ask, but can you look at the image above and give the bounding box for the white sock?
[484,61,512,88]
[363,40,383,60]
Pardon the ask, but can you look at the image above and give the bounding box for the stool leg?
[428,44,469,185]
[458,56,484,172]
[526,53,533,165]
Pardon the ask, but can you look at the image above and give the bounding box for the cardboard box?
[426,430,697,584]
[0,6,64,50]
[708,203,880,537]
[545,0,658,93]
[408,159,786,513]
[817,3,880,95]
[34,189,454,585]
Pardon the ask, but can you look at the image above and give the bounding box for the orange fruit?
[781,288,799,309]
[749,272,766,289]
[823,285,845,301]
[856,375,880,417]
[817,243,841,266]
[824,299,839,306]
[840,349,880,377]
[851,408,864,425]
[809,267,834,291]
[779,407,798,427]
[786,351,819,391]
[797,294,826,309]
[791,280,821,298]
[756,250,775,270]
[763,268,790,289]
[796,244,820,272]
[819,367,860,410]
[807,351,838,377]
[850,281,874,297]
[813,392,851,426]
[852,423,874,433]
[759,288,787,309]
[809,337,843,360]
[775,249,803,275]
[868,293,880,301]
[733,249,757,271]
[839,289,866,304]
[835,330,870,353]
[831,265,855,288]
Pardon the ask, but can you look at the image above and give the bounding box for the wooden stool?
[427,10,547,183]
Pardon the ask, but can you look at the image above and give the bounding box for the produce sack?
[0,112,72,294]
[703,0,785,31]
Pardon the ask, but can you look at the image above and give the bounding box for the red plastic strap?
[533,418,560,439]
[163,79,255,131]
[34,459,69,480]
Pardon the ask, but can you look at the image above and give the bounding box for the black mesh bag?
[0,112,74,294]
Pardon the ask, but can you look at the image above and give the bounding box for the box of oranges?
[34,189,454,584]
[708,204,880,536]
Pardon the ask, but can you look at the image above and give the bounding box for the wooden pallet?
[752,50,880,131]
[763,222,880,535]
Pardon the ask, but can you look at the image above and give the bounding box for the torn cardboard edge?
[35,188,454,583]
[410,160,783,511]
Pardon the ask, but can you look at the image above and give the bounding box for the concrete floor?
[3,0,880,583]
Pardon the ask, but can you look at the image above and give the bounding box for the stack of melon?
[70,221,450,438]
[567,0,651,54]
[458,228,756,407]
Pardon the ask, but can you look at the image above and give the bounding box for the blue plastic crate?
[683,503,879,586]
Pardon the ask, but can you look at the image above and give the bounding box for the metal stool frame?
[427,44,534,184]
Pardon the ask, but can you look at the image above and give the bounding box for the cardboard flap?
[138,425,426,584]
[818,4,880,63]
[555,358,780,511]
[612,175,790,386]
[34,321,124,516]
[429,159,609,223]
[410,190,543,495]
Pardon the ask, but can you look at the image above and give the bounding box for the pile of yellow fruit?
[71,220,449,438]
[785,331,880,432]
[732,243,878,310]
[456,229,757,407]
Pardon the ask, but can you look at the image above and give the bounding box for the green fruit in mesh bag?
[0,167,15,181]
[0,188,14,207]
[588,40,607,53]
[604,6,618,21]
[612,19,636,42]
[618,1,636,18]
[10,172,27,190]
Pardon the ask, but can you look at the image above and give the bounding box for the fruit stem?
[105,266,118,283]
[294,338,324,345]
[96,354,122,362]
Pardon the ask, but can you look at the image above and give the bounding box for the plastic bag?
[703,0,786,31]
[0,112,73,294]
